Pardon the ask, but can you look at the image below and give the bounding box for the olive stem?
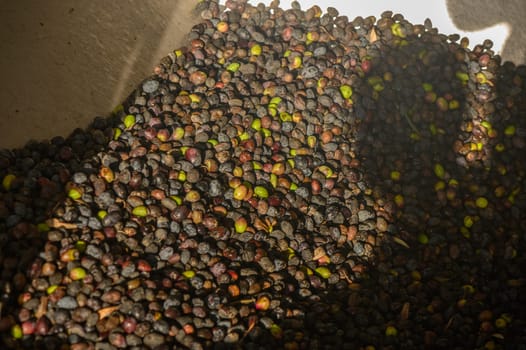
[402,110,421,137]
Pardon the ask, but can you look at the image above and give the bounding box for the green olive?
[132,205,149,217]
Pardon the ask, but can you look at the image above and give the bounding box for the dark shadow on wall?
[446,0,526,65]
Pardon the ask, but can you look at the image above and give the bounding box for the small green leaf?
[393,236,410,248]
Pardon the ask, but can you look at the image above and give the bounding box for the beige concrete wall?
[0,1,199,149]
